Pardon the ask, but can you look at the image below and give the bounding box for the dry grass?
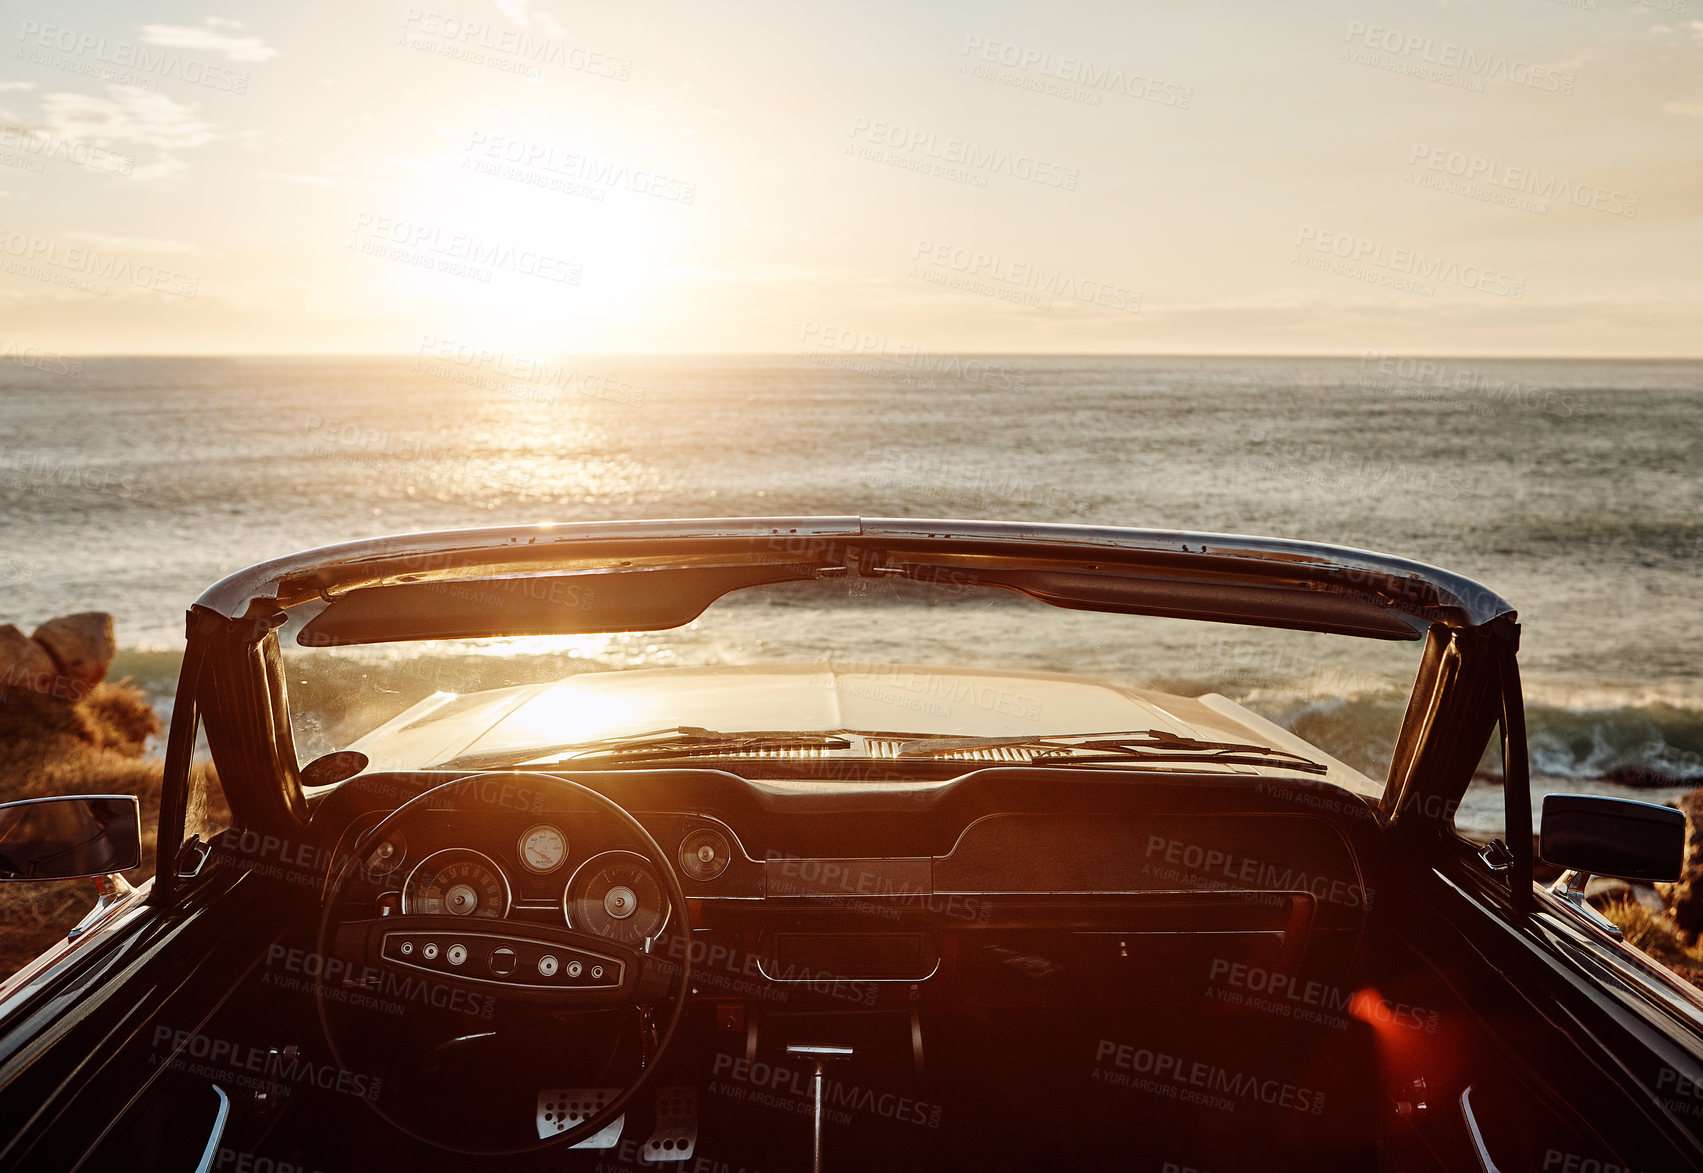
[0,683,223,973]
[1600,899,1703,985]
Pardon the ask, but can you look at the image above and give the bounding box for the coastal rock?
[1605,764,1682,788]
[1658,789,1703,937]
[0,625,61,697]
[31,612,115,694]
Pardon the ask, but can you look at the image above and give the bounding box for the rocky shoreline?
[0,612,163,970]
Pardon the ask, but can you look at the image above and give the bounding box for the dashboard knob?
[490,947,517,976]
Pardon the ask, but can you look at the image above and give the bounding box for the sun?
[355,147,685,350]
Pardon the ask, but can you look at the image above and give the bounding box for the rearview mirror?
[0,795,142,882]
[1539,794,1684,883]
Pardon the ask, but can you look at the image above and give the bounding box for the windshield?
[279,574,1422,794]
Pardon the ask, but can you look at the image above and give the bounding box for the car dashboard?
[308,766,1382,1013]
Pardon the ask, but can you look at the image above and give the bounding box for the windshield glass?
[279,575,1422,794]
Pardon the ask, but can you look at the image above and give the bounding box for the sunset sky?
[2,0,1699,355]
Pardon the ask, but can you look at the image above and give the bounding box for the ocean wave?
[108,647,1703,787]
[1243,693,1703,786]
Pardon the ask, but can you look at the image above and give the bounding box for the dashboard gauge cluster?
[351,812,747,944]
[565,851,670,944]
[401,848,511,918]
[361,830,407,881]
[678,826,732,881]
[518,824,568,873]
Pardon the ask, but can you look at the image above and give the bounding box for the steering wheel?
[314,771,693,1156]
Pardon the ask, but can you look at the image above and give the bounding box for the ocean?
[2,354,1699,828]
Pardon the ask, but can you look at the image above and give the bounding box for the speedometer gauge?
[565,851,669,944]
[401,849,511,918]
[518,824,567,874]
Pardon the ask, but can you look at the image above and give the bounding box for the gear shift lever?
[785,1043,853,1173]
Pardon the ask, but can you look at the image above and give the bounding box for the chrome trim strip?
[194,516,1513,629]
[192,1085,231,1173]
[753,956,942,984]
[1458,1085,1503,1173]
[0,878,153,1012]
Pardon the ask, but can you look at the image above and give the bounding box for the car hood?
[342,662,1378,793]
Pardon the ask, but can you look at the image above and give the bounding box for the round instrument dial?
[402,849,511,919]
[360,830,407,881]
[565,851,669,944]
[678,827,732,882]
[518,824,568,874]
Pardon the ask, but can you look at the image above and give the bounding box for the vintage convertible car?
[1,518,1697,1172]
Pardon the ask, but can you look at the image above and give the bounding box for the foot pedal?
[640,1085,698,1164]
[537,1088,624,1146]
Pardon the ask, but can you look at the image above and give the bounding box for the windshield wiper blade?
[436,727,853,771]
[893,730,1328,775]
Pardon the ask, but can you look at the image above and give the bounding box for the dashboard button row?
[383,932,622,988]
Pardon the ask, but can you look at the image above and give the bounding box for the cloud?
[139,19,278,63]
[492,0,566,41]
[40,86,217,152]
[0,82,36,93]
[1662,99,1703,116]
[260,171,341,186]
[63,231,199,253]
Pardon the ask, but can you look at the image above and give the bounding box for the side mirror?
[0,795,142,882]
[1539,794,1684,883]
